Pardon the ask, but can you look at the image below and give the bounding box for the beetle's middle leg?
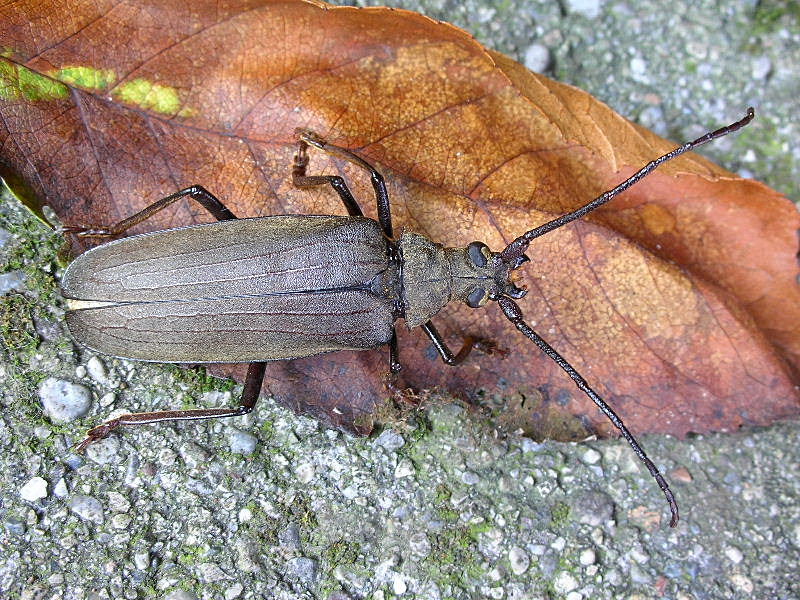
[75,363,267,452]
[421,321,507,366]
[63,186,237,239]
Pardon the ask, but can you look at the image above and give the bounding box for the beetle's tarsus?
[74,419,120,453]
[473,338,509,359]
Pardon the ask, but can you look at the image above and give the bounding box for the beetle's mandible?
[61,108,756,527]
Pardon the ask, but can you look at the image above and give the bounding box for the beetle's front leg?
[421,321,508,366]
[295,129,394,239]
[63,185,236,239]
[75,362,267,452]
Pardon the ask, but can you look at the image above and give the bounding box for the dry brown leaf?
[1,0,798,438]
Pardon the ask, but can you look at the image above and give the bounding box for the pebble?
[164,590,198,600]
[670,466,693,483]
[286,557,318,583]
[52,478,68,497]
[392,573,407,595]
[295,462,315,484]
[86,356,108,383]
[279,523,302,551]
[409,532,431,558]
[224,583,244,600]
[85,436,121,464]
[228,429,258,455]
[0,270,26,294]
[572,492,614,526]
[68,495,104,524]
[729,573,754,593]
[553,570,578,594]
[38,378,93,422]
[752,56,772,80]
[579,548,596,566]
[524,43,551,72]
[581,448,601,465]
[565,0,602,19]
[394,459,414,478]
[20,476,48,501]
[0,227,10,247]
[374,429,405,451]
[508,547,530,575]
[5,517,25,536]
[461,470,480,485]
[724,546,743,564]
[197,562,227,583]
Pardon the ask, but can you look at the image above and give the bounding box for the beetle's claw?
[474,338,510,359]
[74,421,118,453]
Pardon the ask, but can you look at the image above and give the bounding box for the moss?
[325,539,361,565]
[177,543,206,566]
[550,500,571,527]
[422,521,488,589]
[0,293,39,365]
[751,0,800,35]
[166,364,236,393]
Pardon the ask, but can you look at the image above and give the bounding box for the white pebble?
[524,43,551,72]
[86,356,107,383]
[394,459,414,478]
[295,463,315,484]
[580,548,596,566]
[20,476,48,501]
[39,378,92,422]
[392,573,407,595]
[553,570,578,594]
[724,546,743,564]
[228,429,258,455]
[508,546,530,575]
[565,0,601,19]
[581,448,601,464]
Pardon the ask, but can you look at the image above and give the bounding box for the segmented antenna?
[496,108,756,527]
[500,108,755,262]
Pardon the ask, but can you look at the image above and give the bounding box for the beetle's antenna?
[500,108,755,263]
[496,295,680,527]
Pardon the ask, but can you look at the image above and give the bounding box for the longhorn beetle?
[62,108,755,527]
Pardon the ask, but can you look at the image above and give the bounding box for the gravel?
[1,1,798,599]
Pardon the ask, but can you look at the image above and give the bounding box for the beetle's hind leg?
[63,186,237,239]
[75,363,267,452]
[421,321,508,366]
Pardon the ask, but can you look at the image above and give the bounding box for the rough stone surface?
[0,2,798,599]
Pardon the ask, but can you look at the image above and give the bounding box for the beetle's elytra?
[62,109,756,527]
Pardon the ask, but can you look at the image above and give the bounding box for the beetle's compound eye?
[466,286,489,308]
[467,241,491,268]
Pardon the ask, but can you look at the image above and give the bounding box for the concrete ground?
[1,1,798,599]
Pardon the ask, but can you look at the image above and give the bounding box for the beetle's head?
[448,241,529,309]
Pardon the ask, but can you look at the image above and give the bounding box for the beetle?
[61,108,755,527]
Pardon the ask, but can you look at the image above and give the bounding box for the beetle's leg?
[389,329,402,374]
[293,139,364,217]
[75,363,267,452]
[296,129,394,238]
[63,186,236,239]
[421,321,507,366]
